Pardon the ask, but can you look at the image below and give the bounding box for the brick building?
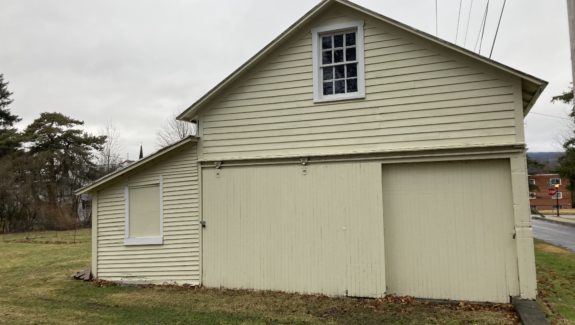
[528,174,572,210]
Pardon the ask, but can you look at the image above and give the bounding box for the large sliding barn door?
[382,159,519,303]
[201,162,385,297]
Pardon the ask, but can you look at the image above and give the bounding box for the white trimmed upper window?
[549,178,561,186]
[124,177,163,246]
[312,20,365,102]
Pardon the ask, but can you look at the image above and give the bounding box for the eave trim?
[75,136,198,195]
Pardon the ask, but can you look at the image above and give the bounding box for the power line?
[478,0,490,54]
[474,0,489,53]
[455,0,463,44]
[463,0,474,47]
[530,112,572,122]
[473,3,485,51]
[489,0,507,58]
[435,0,439,36]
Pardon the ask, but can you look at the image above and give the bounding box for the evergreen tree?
[0,74,21,156]
[23,112,106,211]
[551,87,574,112]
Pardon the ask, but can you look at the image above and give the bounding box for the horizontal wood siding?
[198,4,521,161]
[96,144,200,284]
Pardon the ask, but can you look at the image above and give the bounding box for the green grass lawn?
[535,240,575,324]
[0,229,547,324]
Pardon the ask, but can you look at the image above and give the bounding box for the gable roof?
[177,0,547,121]
[75,136,198,195]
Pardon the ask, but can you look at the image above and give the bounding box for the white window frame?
[552,191,563,200]
[549,178,561,185]
[312,20,365,102]
[528,179,535,185]
[529,192,536,199]
[124,176,163,246]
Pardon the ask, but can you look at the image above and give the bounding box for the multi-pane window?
[528,179,535,185]
[529,192,536,199]
[320,31,358,96]
[312,20,365,102]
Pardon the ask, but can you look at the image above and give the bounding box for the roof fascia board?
[523,82,548,116]
[75,136,198,195]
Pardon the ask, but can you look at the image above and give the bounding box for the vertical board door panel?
[202,162,385,297]
[382,159,519,303]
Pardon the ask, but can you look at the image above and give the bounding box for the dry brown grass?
[536,242,573,255]
[538,208,575,215]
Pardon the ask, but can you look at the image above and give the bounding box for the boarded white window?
[124,178,163,245]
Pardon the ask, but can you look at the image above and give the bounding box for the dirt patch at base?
[536,242,571,254]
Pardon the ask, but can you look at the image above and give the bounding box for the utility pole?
[567,0,575,85]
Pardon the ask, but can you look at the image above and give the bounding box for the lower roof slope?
[76,136,198,195]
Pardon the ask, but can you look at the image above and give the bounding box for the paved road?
[532,218,575,252]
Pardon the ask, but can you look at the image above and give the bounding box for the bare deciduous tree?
[156,112,197,148]
[97,120,123,174]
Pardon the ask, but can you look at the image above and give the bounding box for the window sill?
[313,93,365,103]
[124,236,163,246]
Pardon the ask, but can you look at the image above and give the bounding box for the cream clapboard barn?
[77,0,547,303]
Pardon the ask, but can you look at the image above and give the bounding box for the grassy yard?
[0,229,565,324]
[535,240,575,324]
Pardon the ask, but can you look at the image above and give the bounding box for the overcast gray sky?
[0,0,571,158]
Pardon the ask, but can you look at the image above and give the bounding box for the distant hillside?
[527,152,564,174]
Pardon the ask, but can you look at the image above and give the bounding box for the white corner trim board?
[124,176,164,246]
[311,20,365,102]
